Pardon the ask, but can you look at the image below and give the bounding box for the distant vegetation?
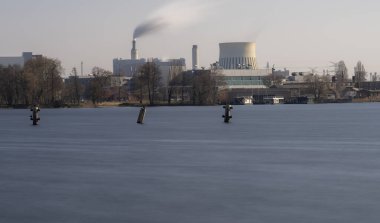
[1,56,379,108]
[0,58,225,108]
[0,57,63,107]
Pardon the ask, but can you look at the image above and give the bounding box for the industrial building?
[220,69,271,89]
[113,40,186,87]
[217,42,270,89]
[113,58,146,77]
[0,52,42,68]
[215,42,295,104]
[113,40,293,101]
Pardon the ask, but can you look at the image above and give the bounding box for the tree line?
[0,57,226,107]
[0,57,63,106]
[129,62,226,106]
[0,56,115,107]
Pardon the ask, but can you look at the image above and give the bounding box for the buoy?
[137,106,146,124]
[30,105,40,125]
[223,104,233,123]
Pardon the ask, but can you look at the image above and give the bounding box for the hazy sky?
[1,0,380,76]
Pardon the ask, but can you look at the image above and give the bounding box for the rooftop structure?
[0,52,42,68]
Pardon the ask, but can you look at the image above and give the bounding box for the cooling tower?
[219,42,257,70]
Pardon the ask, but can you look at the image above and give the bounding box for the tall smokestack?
[131,39,139,60]
[81,61,83,76]
[192,45,198,70]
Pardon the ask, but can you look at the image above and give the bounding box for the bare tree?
[191,69,223,105]
[89,67,112,104]
[0,66,16,105]
[129,71,145,104]
[331,60,349,99]
[167,60,185,104]
[131,62,162,105]
[354,61,366,87]
[166,68,225,105]
[0,65,34,106]
[304,74,330,102]
[23,57,63,106]
[166,71,193,104]
[335,61,349,85]
[64,67,84,104]
[371,72,378,82]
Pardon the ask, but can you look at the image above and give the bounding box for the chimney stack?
[192,45,198,70]
[131,39,139,60]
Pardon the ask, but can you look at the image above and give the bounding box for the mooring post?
[30,104,40,125]
[137,106,146,124]
[223,104,233,123]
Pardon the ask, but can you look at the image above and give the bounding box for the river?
[1,104,380,223]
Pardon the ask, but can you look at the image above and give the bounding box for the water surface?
[1,104,380,223]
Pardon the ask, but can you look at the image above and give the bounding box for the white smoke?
[133,0,216,39]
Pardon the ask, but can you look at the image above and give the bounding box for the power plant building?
[218,42,269,89]
[113,58,146,77]
[113,39,186,87]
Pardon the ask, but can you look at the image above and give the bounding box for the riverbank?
[2,99,380,109]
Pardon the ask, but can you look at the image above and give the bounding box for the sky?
[1,0,380,76]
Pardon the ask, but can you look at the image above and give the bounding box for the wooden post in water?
[30,105,40,125]
[137,106,146,124]
[223,104,233,123]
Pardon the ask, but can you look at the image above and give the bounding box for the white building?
[0,52,41,67]
[113,58,186,87]
[153,58,186,86]
[113,39,186,87]
[113,58,146,77]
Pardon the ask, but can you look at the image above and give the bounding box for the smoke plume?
[133,18,168,39]
[133,0,216,39]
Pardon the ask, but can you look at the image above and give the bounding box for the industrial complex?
[112,39,277,90]
[2,38,379,105]
[113,39,186,87]
[108,38,379,104]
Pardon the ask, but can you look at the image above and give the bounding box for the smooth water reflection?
[1,104,380,223]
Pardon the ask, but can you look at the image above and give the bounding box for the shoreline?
[1,100,380,109]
